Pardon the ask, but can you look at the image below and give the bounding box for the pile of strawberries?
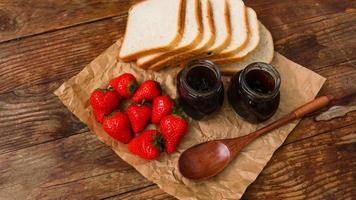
[90,73,189,160]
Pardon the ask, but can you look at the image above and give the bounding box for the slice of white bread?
[187,0,215,55]
[219,22,274,75]
[204,0,231,56]
[136,0,203,69]
[211,0,248,58]
[119,0,185,62]
[213,7,260,64]
[146,0,215,71]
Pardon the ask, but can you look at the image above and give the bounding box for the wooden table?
[0,0,355,199]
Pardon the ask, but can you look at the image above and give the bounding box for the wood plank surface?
[0,79,87,155]
[105,185,176,200]
[0,132,145,200]
[0,0,355,199]
[243,125,356,200]
[0,15,126,94]
[0,0,131,43]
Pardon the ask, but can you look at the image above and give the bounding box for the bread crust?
[119,0,186,62]
[203,0,231,57]
[189,0,216,56]
[211,3,249,59]
[131,0,218,71]
[149,20,274,73]
[139,0,203,70]
[146,0,215,71]
[213,8,260,64]
[139,0,204,69]
[219,22,274,75]
[126,2,273,74]
[171,0,228,63]
[149,21,272,73]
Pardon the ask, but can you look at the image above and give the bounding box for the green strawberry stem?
[172,106,188,120]
[153,134,165,153]
[129,84,137,93]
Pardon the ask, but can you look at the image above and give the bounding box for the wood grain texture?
[0,15,126,94]
[0,79,87,155]
[0,0,355,199]
[247,0,356,27]
[0,0,131,43]
[0,132,148,200]
[243,124,356,200]
[105,185,176,200]
[271,11,356,71]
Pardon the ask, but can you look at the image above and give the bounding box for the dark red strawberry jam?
[177,60,224,120]
[228,62,281,123]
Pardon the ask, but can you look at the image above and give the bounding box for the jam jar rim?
[179,59,223,97]
[239,62,281,100]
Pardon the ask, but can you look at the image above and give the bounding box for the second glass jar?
[228,62,281,123]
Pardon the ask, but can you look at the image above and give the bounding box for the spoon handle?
[293,95,334,118]
[225,95,334,154]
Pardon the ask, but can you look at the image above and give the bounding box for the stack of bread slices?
[119,0,274,74]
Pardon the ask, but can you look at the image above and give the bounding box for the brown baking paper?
[55,39,326,200]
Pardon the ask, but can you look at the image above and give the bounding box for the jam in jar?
[177,60,224,120]
[228,62,281,123]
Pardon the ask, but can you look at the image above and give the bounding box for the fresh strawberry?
[160,110,188,154]
[127,103,151,133]
[132,80,161,103]
[151,96,174,124]
[128,130,164,160]
[109,73,138,98]
[90,88,121,122]
[103,112,132,143]
[93,109,105,123]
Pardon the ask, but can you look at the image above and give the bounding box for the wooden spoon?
[178,95,334,180]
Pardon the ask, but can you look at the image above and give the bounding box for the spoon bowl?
[179,141,231,180]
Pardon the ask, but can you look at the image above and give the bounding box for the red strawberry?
[93,109,105,123]
[160,111,188,154]
[151,96,174,124]
[128,130,164,160]
[109,73,138,98]
[103,112,132,143]
[90,88,121,121]
[127,103,151,133]
[132,80,161,103]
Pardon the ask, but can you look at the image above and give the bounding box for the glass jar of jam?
[228,62,281,123]
[177,60,224,120]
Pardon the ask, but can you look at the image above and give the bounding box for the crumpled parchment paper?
[54,39,326,200]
